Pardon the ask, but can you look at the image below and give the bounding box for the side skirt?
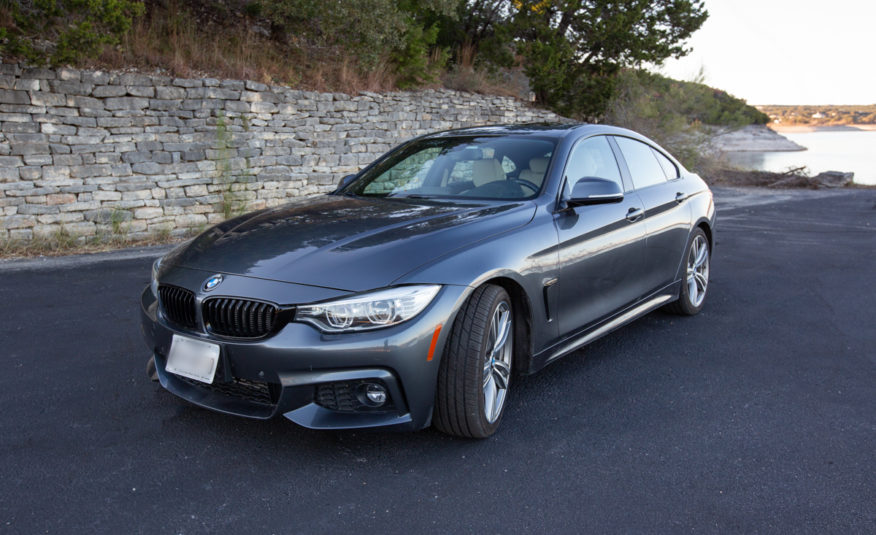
[526,280,681,374]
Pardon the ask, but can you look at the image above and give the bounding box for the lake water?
[725,129,876,185]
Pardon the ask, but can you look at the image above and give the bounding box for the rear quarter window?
[651,148,679,179]
[614,136,668,190]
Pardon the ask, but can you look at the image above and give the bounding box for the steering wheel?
[511,178,539,193]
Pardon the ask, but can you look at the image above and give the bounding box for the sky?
[657,0,876,105]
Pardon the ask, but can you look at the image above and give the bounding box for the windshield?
[343,136,556,200]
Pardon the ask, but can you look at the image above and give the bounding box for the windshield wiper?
[387,193,434,199]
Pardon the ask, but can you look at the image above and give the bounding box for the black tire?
[665,227,710,316]
[433,284,513,438]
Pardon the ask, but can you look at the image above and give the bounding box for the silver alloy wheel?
[686,234,710,308]
[482,301,512,424]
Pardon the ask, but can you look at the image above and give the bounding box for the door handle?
[675,192,688,203]
[626,207,644,222]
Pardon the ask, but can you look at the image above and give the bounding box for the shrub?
[603,69,767,173]
[1,0,145,65]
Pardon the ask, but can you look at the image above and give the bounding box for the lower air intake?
[177,375,275,405]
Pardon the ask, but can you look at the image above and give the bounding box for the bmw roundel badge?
[203,274,224,291]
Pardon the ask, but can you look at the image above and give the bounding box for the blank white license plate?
[166,334,220,384]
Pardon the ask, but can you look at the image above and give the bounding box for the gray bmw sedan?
[140,124,715,438]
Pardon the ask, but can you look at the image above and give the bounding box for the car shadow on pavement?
[150,306,693,461]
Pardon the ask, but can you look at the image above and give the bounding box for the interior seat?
[518,157,549,187]
[471,159,506,187]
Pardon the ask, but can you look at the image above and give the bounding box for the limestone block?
[134,207,164,219]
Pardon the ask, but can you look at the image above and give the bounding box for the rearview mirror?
[452,147,484,161]
[334,174,357,193]
[567,177,624,207]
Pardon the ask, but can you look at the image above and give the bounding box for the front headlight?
[150,257,162,297]
[296,285,441,333]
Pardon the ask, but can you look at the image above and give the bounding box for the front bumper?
[139,276,467,431]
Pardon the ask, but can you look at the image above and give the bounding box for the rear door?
[611,136,692,293]
[553,135,649,336]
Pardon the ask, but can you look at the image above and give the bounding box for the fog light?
[363,383,387,406]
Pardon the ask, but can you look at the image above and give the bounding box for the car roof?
[421,123,646,141]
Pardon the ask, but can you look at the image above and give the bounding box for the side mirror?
[567,177,624,207]
[334,174,357,193]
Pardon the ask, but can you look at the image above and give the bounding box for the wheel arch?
[670,218,714,290]
[696,218,714,250]
[480,276,533,377]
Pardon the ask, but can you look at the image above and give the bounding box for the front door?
[553,136,649,337]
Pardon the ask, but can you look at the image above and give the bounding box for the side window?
[563,136,622,197]
[614,137,668,190]
[651,148,679,179]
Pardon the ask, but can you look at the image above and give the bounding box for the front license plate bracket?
[165,334,220,384]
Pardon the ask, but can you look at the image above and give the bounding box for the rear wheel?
[666,228,710,316]
[433,284,513,438]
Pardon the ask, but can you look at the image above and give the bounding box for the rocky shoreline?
[771,124,876,133]
[709,124,805,152]
[703,125,869,189]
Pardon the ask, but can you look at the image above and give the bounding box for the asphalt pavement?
[1,187,874,534]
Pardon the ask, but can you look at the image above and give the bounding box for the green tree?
[433,0,510,63]
[427,1,707,118]
[395,0,458,87]
[510,0,708,119]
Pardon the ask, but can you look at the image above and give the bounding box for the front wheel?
[666,228,710,316]
[433,285,513,438]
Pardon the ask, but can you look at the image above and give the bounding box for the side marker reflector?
[427,325,442,361]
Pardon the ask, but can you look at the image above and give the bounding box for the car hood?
[164,195,535,292]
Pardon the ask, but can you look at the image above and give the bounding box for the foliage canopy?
[0,0,145,65]
[442,0,709,119]
[0,0,772,132]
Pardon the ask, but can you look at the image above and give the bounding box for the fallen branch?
[780,166,808,176]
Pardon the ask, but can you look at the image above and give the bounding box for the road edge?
[0,243,175,272]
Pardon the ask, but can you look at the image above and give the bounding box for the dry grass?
[5,2,525,95]
[441,42,524,98]
[0,229,191,260]
[86,1,399,93]
[98,2,293,84]
[314,57,398,94]
[706,166,873,190]
[707,167,816,188]
[441,64,524,98]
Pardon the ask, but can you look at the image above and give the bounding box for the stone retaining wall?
[0,63,568,242]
